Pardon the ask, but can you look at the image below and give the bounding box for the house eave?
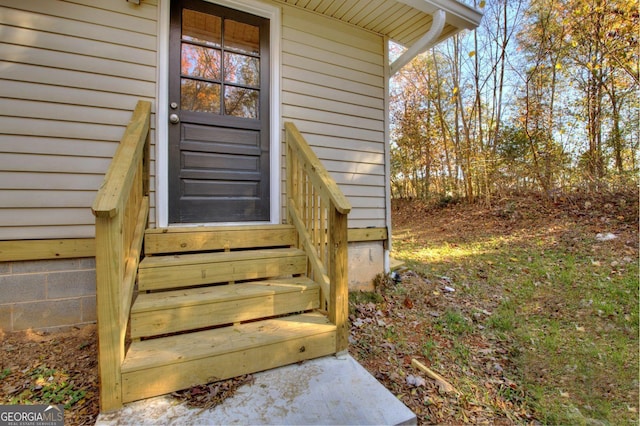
[398,0,483,32]
[277,0,482,48]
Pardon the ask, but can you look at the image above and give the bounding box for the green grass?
[5,365,87,409]
[392,223,639,424]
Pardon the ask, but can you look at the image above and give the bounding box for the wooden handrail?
[92,100,151,411]
[285,122,351,352]
[285,123,351,214]
[92,101,151,218]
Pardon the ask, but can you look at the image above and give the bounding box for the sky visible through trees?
[389,0,639,202]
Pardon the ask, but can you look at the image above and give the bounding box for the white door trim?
[156,0,282,228]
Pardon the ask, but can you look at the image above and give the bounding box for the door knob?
[169,114,180,124]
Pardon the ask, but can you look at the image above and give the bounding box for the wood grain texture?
[137,248,308,291]
[130,277,320,338]
[144,225,297,254]
[0,238,95,262]
[121,313,336,402]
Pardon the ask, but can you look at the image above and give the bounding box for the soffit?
[277,0,480,47]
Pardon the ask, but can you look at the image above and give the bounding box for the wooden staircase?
[92,102,350,412]
[120,225,337,402]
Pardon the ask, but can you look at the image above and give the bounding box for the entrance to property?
[168,0,270,223]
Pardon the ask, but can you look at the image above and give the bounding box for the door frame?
[156,0,282,228]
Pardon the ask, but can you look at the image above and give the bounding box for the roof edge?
[397,0,483,31]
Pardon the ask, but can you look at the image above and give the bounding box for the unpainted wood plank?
[139,247,304,268]
[133,277,319,312]
[122,326,336,403]
[0,238,95,262]
[123,312,334,370]
[348,227,387,242]
[92,101,151,218]
[329,209,349,352]
[287,202,330,297]
[144,225,297,254]
[120,196,149,327]
[137,248,308,291]
[285,123,351,214]
[94,213,125,411]
[131,278,320,338]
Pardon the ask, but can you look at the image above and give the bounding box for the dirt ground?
[349,191,638,424]
[0,325,99,425]
[0,191,636,425]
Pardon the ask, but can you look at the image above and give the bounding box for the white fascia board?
[397,0,482,31]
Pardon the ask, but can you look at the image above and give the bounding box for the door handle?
[169,114,180,124]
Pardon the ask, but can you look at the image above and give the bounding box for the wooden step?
[130,277,320,339]
[137,247,307,291]
[121,312,337,403]
[144,224,297,255]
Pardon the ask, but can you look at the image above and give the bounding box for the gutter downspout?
[389,9,446,76]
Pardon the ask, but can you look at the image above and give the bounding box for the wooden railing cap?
[92,101,151,218]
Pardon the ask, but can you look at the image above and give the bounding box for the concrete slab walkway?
[96,354,416,425]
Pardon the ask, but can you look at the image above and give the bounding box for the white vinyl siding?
[1,0,389,238]
[281,4,387,228]
[0,0,158,240]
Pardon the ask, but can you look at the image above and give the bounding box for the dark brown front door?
[169,0,270,223]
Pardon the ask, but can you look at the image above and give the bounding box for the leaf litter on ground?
[350,191,638,425]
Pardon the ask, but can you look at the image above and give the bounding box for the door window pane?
[181,79,221,113]
[224,86,258,119]
[224,20,259,55]
[224,52,259,86]
[181,44,221,80]
[182,9,221,47]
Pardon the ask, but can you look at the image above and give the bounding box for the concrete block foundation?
[0,257,96,332]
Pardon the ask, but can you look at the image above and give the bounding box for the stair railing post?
[94,208,124,411]
[92,101,151,412]
[328,206,349,352]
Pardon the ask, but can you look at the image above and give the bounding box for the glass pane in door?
[224,20,259,54]
[182,9,221,47]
